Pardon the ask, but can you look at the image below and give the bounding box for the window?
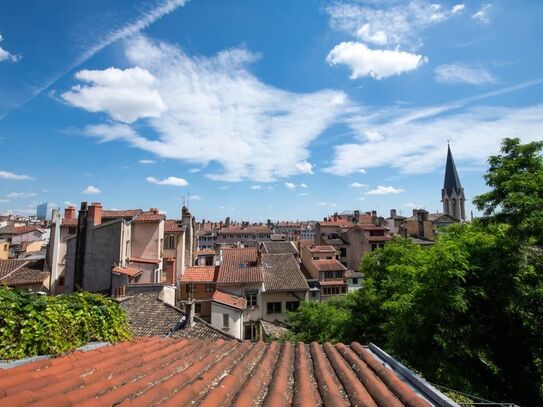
[323,286,343,296]
[267,302,282,314]
[244,322,257,341]
[369,230,384,237]
[324,271,334,280]
[205,256,213,266]
[371,243,377,251]
[352,278,358,285]
[326,256,333,260]
[244,290,258,307]
[222,314,229,328]
[205,283,215,292]
[164,234,176,249]
[185,283,194,294]
[335,271,343,279]
[286,301,300,312]
[311,291,317,298]
[340,247,347,258]
[239,263,247,269]
[68,227,76,234]
[195,303,201,314]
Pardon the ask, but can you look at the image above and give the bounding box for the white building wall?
[211,302,243,339]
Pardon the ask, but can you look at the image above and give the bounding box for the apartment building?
[300,245,349,300]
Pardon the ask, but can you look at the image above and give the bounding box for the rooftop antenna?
[187,193,190,210]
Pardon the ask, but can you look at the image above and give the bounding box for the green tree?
[473,137,543,244]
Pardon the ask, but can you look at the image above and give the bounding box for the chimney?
[354,210,360,224]
[187,301,196,327]
[88,202,102,225]
[149,208,159,214]
[74,202,89,292]
[413,209,418,217]
[333,212,338,222]
[64,205,76,220]
[390,209,397,218]
[225,217,230,228]
[323,217,327,222]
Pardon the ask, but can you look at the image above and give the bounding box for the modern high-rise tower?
[441,145,465,220]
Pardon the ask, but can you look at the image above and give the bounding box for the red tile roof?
[212,290,246,310]
[112,266,142,278]
[196,249,216,256]
[164,219,185,233]
[354,224,390,231]
[132,211,166,223]
[102,209,143,219]
[217,248,263,284]
[313,259,348,272]
[305,245,337,253]
[181,266,217,283]
[0,259,48,287]
[0,338,434,406]
[0,259,28,279]
[11,225,45,235]
[368,236,392,242]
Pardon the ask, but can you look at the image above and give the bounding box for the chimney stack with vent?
[88,202,102,225]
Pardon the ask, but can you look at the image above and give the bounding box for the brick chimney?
[225,216,230,228]
[333,212,338,222]
[149,208,159,214]
[88,202,102,225]
[390,209,397,218]
[64,205,76,220]
[354,210,360,224]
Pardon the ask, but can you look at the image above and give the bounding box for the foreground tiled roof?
[212,290,246,310]
[217,247,263,284]
[180,266,217,283]
[262,253,309,292]
[260,319,291,339]
[0,259,27,279]
[0,338,435,406]
[164,219,185,233]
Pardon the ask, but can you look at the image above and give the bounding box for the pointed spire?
[443,144,462,194]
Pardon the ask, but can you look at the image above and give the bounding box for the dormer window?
[239,262,247,269]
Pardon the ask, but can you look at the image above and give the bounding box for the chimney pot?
[88,202,103,225]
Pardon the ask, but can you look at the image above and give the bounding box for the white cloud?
[0,34,20,62]
[367,185,405,195]
[298,192,309,196]
[6,192,37,199]
[350,182,367,188]
[146,176,188,186]
[326,1,459,49]
[405,202,422,208]
[62,67,166,123]
[0,199,10,203]
[75,35,346,182]
[250,185,262,190]
[138,159,156,164]
[358,169,367,174]
[327,42,426,80]
[317,201,338,207]
[435,64,496,85]
[64,201,75,206]
[452,4,465,14]
[190,195,202,201]
[294,160,314,174]
[473,4,491,24]
[0,170,33,180]
[189,168,202,173]
[219,186,229,190]
[285,182,296,190]
[299,183,308,189]
[82,186,101,195]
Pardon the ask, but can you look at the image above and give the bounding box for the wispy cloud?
[473,4,491,24]
[250,185,262,190]
[138,159,156,164]
[1,0,187,121]
[0,170,34,180]
[146,176,188,186]
[349,182,367,188]
[317,201,338,207]
[75,35,346,182]
[435,63,496,85]
[6,192,37,199]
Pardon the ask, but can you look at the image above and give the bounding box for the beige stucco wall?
[131,221,163,260]
[211,302,243,339]
[261,290,307,323]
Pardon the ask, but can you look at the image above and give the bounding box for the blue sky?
[1,0,542,221]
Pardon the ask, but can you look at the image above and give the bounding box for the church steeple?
[441,144,465,220]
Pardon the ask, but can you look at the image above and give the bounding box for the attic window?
[265,261,273,268]
[239,263,247,269]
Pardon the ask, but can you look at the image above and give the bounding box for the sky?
[0,0,542,221]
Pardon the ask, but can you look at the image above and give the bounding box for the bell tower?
[441,144,465,220]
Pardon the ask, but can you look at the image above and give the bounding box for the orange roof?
[12,225,45,234]
[112,266,142,278]
[102,209,143,219]
[132,211,166,223]
[60,218,77,227]
[312,259,347,272]
[212,290,246,310]
[181,266,217,283]
[0,338,435,406]
[306,245,337,253]
[164,219,185,233]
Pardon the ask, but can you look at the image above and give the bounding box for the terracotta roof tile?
[212,290,246,310]
[164,219,185,233]
[129,257,161,265]
[345,270,364,279]
[306,245,337,253]
[102,209,143,219]
[312,259,347,272]
[0,259,28,279]
[180,266,217,283]
[262,253,309,292]
[217,248,263,284]
[112,266,142,278]
[261,241,299,255]
[0,339,436,406]
[132,211,166,223]
[60,218,77,227]
[0,259,48,286]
